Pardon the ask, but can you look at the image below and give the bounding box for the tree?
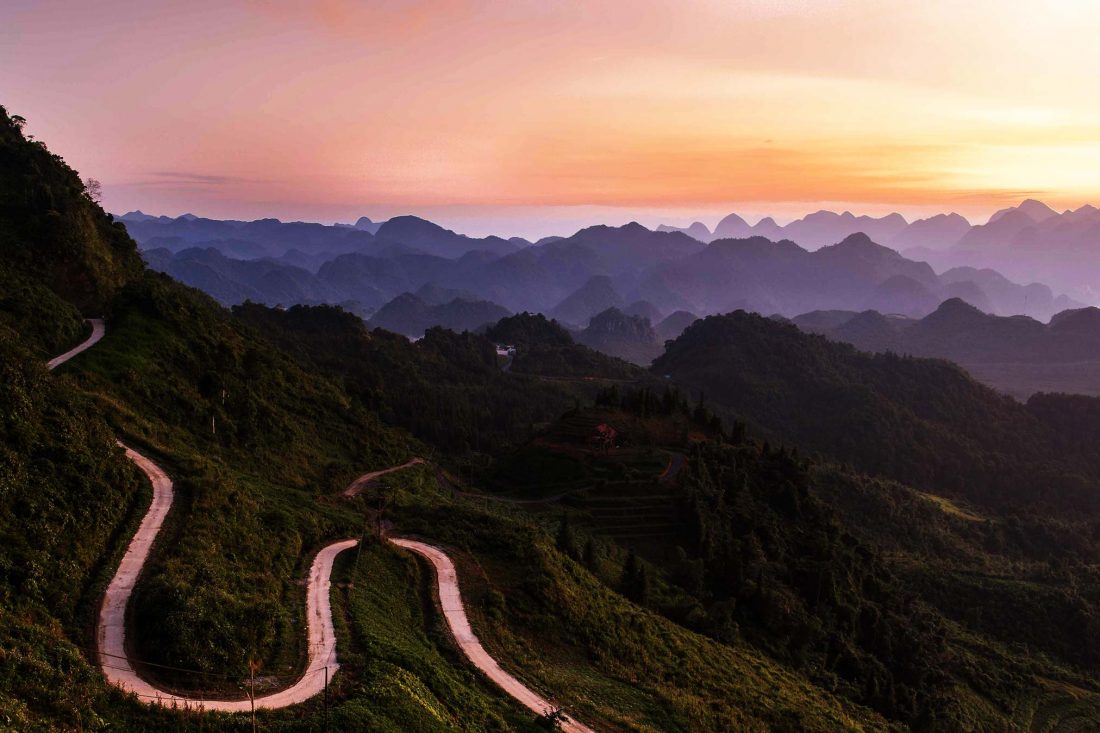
[636,566,650,606]
[83,177,102,204]
[556,512,577,560]
[620,547,649,604]
[582,537,598,569]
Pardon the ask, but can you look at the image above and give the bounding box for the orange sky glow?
[5,0,1100,237]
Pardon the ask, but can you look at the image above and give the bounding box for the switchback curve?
[49,320,357,710]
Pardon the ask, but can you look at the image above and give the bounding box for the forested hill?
[654,310,1100,513]
[0,110,143,353]
[232,303,636,453]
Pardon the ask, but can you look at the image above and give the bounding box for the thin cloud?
[147,171,253,185]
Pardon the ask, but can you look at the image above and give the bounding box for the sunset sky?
[5,0,1100,237]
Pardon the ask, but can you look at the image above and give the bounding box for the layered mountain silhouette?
[658,199,1100,306]
[120,212,522,261]
[656,310,700,341]
[920,202,1100,301]
[793,298,1100,397]
[887,213,971,252]
[549,275,626,327]
[623,299,663,324]
[142,246,343,307]
[126,209,1083,341]
[368,292,510,338]
[575,307,662,365]
[663,209,931,249]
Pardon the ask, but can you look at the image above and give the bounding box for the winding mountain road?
[49,321,357,710]
[47,318,104,369]
[391,538,595,733]
[50,321,597,726]
[341,457,425,497]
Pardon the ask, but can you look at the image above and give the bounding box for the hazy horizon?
[112,199,1087,242]
[7,0,1100,240]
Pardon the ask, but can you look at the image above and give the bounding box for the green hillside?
[475,390,1100,731]
[653,311,1100,513]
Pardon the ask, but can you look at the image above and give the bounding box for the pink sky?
[5,0,1100,238]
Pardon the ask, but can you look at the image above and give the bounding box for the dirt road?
[99,449,357,710]
[47,318,104,370]
[342,457,425,497]
[390,538,596,733]
[97,446,355,709]
[49,320,357,710]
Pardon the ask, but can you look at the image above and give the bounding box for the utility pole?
[249,659,257,733]
[352,512,369,580]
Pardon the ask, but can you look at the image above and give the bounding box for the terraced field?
[573,481,680,544]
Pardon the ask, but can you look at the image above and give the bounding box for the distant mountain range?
[123,209,1083,347]
[660,209,923,250]
[120,211,523,260]
[791,298,1100,398]
[659,199,1100,302]
[913,201,1100,302]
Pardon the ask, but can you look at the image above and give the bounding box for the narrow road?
[390,538,596,733]
[47,317,104,369]
[50,320,357,711]
[342,457,425,497]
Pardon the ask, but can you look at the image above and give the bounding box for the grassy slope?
[812,467,1100,731]
[382,469,892,733]
[0,105,538,731]
[467,396,1100,732]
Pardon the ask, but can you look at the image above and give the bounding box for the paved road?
[391,538,596,733]
[47,318,104,370]
[49,320,357,711]
[342,457,425,497]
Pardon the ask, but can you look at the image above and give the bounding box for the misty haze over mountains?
[123,202,1088,356]
[659,199,1100,304]
[126,201,1100,402]
[789,299,1100,399]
